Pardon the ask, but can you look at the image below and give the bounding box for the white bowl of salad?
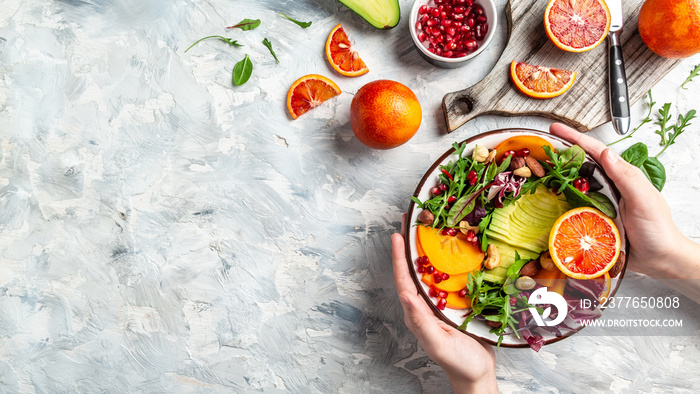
[406,128,628,350]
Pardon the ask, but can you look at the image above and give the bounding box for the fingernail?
[606,148,619,164]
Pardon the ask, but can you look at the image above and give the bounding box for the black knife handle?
[608,35,629,119]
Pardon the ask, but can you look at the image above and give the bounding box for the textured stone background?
[1,0,699,392]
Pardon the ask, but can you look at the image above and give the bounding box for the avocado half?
[338,0,401,29]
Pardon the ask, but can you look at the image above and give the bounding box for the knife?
[607,0,630,134]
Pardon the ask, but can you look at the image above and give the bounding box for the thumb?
[598,148,656,206]
[399,291,445,349]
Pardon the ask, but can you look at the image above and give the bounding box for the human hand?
[392,216,497,394]
[549,123,699,281]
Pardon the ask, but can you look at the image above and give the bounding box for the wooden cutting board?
[442,0,683,132]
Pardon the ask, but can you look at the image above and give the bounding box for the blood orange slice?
[510,61,577,99]
[286,74,341,119]
[544,0,611,52]
[325,24,369,77]
[549,207,621,280]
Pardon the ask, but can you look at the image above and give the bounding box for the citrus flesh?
[510,61,576,99]
[549,207,621,280]
[326,24,369,77]
[287,74,341,119]
[544,0,611,52]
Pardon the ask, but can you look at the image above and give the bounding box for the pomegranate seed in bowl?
[414,0,492,59]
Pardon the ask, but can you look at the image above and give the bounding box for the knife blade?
[607,0,630,134]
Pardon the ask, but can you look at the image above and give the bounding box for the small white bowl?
[409,0,498,68]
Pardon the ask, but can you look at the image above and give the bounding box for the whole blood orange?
[638,0,700,58]
[350,80,422,149]
[544,0,611,52]
[549,207,621,280]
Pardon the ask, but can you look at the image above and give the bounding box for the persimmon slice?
[286,74,341,119]
[416,225,484,275]
[549,207,621,279]
[493,135,555,163]
[510,61,577,99]
[326,24,369,77]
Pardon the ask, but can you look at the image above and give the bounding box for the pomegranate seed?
[415,22,422,31]
[467,18,475,28]
[516,148,530,157]
[431,8,440,17]
[504,150,516,157]
[475,25,483,40]
[419,4,428,14]
[429,288,439,298]
[453,21,462,27]
[430,186,441,196]
[421,15,429,24]
[438,183,448,192]
[453,13,464,20]
[438,290,448,298]
[422,256,431,266]
[477,15,487,24]
[417,265,425,273]
[441,228,458,236]
[447,195,457,204]
[428,47,436,54]
[434,273,443,284]
[436,35,445,43]
[437,298,447,310]
[426,265,435,274]
[441,19,452,28]
[459,289,468,298]
[466,229,475,242]
[482,23,488,35]
[426,18,437,27]
[510,297,517,306]
[418,32,427,41]
[573,177,590,194]
[441,273,450,281]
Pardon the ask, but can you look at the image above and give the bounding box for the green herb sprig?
[185,36,242,53]
[262,38,279,63]
[459,252,540,346]
[681,63,700,89]
[278,12,312,28]
[655,108,697,157]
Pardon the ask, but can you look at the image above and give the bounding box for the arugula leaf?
[185,36,242,53]
[621,142,648,167]
[232,54,253,85]
[657,109,696,157]
[681,63,700,89]
[640,157,666,191]
[262,38,279,63]
[228,18,261,30]
[654,103,673,146]
[278,12,312,28]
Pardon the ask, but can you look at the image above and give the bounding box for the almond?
[525,156,546,177]
[417,210,434,225]
[519,260,541,277]
[509,156,527,171]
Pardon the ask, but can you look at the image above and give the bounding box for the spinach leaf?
[563,186,617,219]
[621,142,648,167]
[446,192,477,227]
[232,54,253,85]
[558,145,585,171]
[640,157,666,191]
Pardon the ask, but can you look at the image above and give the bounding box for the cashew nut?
[458,220,480,235]
[483,244,501,269]
[539,250,556,271]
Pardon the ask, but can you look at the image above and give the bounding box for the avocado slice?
[338,0,401,29]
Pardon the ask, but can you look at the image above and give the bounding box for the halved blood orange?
[286,74,341,119]
[549,207,621,280]
[325,24,369,77]
[510,61,577,99]
[544,0,611,52]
